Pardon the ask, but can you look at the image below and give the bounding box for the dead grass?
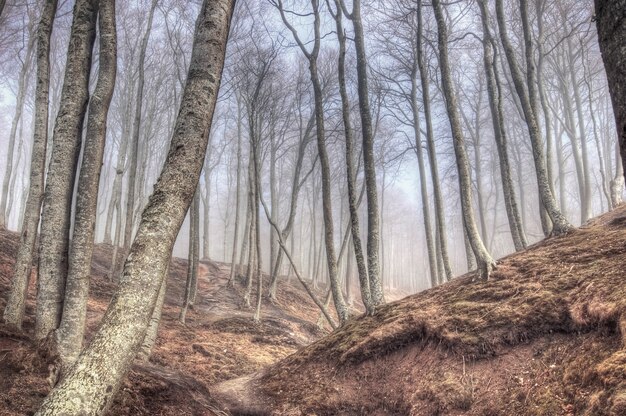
[210,205,626,415]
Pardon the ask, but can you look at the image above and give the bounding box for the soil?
[2,205,626,415]
[0,230,338,415]
[214,205,626,416]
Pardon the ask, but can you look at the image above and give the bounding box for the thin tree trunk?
[416,0,453,281]
[35,0,98,341]
[341,0,383,306]
[410,69,438,287]
[180,190,200,323]
[477,0,527,251]
[121,0,158,266]
[228,100,243,285]
[329,0,372,310]
[432,0,495,280]
[55,0,117,372]
[35,1,234,412]
[0,30,35,227]
[3,0,58,329]
[495,0,572,235]
[275,0,349,324]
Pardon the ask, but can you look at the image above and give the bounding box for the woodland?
[0,0,625,414]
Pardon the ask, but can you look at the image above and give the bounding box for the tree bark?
[3,0,58,329]
[432,0,495,280]
[595,0,626,185]
[35,0,98,341]
[55,0,117,371]
[137,264,168,361]
[35,1,234,413]
[180,190,200,323]
[477,0,527,251]
[341,0,383,306]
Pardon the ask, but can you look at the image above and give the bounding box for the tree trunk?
[55,0,117,371]
[410,69,438,288]
[275,0,349,323]
[228,100,243,285]
[121,0,158,267]
[416,0,453,282]
[329,0,372,311]
[495,0,572,235]
[35,0,98,341]
[35,1,234,413]
[3,0,58,329]
[477,0,527,251]
[342,0,383,307]
[0,28,35,228]
[137,264,168,361]
[180,190,200,323]
[432,0,495,280]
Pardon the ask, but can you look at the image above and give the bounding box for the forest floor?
[214,204,626,416]
[0,229,351,415]
[1,205,626,415]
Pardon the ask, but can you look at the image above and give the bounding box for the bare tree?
[3,0,59,329]
[54,0,117,372]
[35,0,235,413]
[495,0,572,235]
[432,0,495,280]
[35,0,99,341]
[272,0,349,323]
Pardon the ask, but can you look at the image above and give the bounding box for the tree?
[54,0,117,372]
[272,0,350,324]
[327,0,373,309]
[35,0,99,341]
[477,0,527,251]
[3,0,59,329]
[35,0,235,413]
[431,0,496,280]
[495,0,573,235]
[594,0,626,186]
[339,0,384,306]
[0,13,36,228]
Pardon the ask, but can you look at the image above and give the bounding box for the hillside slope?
[214,206,626,416]
[0,230,332,415]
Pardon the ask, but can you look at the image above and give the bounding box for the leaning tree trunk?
[34,1,234,413]
[432,0,495,280]
[55,0,117,372]
[495,0,572,235]
[3,0,58,329]
[594,0,626,186]
[416,0,453,282]
[35,0,98,341]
